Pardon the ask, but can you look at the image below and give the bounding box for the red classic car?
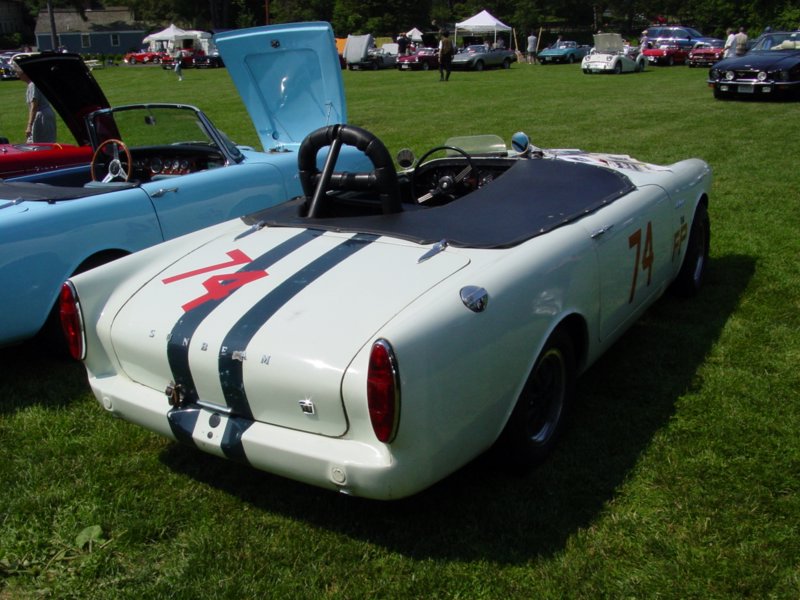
[123,50,167,64]
[643,43,689,66]
[397,47,439,71]
[161,49,198,69]
[686,40,724,67]
[0,54,108,179]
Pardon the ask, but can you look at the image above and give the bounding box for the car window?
[93,106,218,150]
[754,33,793,50]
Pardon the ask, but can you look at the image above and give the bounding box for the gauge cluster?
[131,148,226,181]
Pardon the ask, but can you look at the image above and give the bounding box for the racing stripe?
[166,230,323,407]
[219,234,378,420]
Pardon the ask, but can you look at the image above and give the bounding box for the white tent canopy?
[406,27,424,42]
[143,24,190,43]
[454,10,511,44]
[142,24,214,53]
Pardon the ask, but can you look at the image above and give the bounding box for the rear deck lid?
[110,227,469,436]
[214,23,346,149]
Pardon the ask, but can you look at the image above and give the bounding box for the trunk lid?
[110,227,469,436]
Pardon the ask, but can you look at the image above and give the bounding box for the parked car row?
[346,39,518,72]
[122,48,225,69]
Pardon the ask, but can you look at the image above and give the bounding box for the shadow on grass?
[160,253,754,563]
[0,339,88,415]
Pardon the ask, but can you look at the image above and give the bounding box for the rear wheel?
[502,58,511,69]
[422,62,430,71]
[498,329,575,467]
[568,54,575,64]
[672,203,710,296]
[474,60,484,71]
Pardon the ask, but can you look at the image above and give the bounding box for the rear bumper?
[89,374,424,499]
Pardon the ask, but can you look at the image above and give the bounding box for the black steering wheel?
[298,124,400,217]
[91,139,132,183]
[411,145,476,204]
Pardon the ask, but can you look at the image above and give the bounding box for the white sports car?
[62,128,711,500]
[582,33,647,74]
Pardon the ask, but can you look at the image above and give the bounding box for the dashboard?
[130,146,226,181]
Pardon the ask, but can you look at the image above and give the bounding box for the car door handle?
[152,187,179,198]
[590,225,614,239]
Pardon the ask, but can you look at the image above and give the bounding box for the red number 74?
[162,249,268,312]
[628,222,654,304]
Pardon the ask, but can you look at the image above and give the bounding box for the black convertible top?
[247,158,636,249]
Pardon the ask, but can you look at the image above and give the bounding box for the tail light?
[59,282,85,360]
[367,339,400,443]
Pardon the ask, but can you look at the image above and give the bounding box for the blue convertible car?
[0,22,370,348]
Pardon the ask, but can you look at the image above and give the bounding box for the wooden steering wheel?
[91,139,132,183]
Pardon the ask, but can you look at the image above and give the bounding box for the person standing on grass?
[438,30,454,81]
[734,27,749,56]
[173,49,184,81]
[527,31,538,64]
[13,60,56,143]
[723,28,735,58]
[640,29,650,51]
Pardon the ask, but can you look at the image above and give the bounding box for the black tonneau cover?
[248,158,636,249]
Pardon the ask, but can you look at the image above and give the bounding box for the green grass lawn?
[2,61,799,598]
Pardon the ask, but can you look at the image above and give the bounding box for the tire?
[672,203,710,297]
[568,54,575,64]
[371,61,379,71]
[667,56,674,66]
[422,62,430,71]
[583,68,590,74]
[474,60,484,71]
[613,61,622,74]
[129,56,137,64]
[498,329,576,467]
[502,58,511,69]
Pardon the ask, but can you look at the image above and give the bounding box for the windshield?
[91,106,217,148]
[753,32,800,51]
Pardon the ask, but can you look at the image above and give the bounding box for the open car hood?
[594,33,625,53]
[214,23,347,149]
[15,53,110,146]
